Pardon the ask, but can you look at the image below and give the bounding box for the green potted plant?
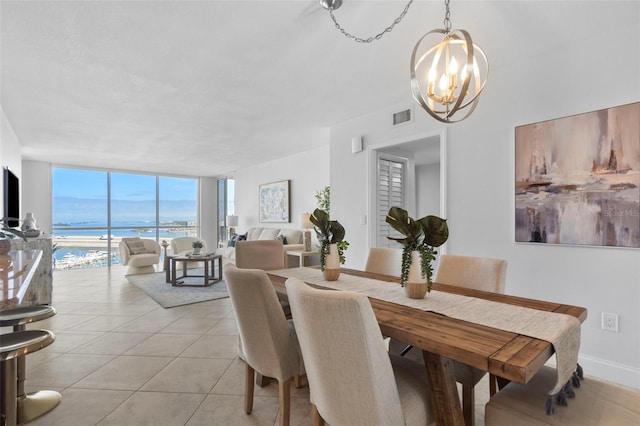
[385,207,448,298]
[192,240,204,255]
[309,208,349,281]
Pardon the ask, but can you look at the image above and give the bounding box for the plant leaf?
[329,220,345,243]
[386,207,424,246]
[419,215,449,247]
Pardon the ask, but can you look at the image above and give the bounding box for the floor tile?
[180,334,238,359]
[37,330,105,353]
[26,353,115,388]
[158,316,221,334]
[141,357,233,393]
[97,391,206,426]
[206,318,238,336]
[70,315,138,332]
[186,394,278,426]
[30,314,98,331]
[124,333,200,357]
[27,388,133,426]
[71,355,173,390]
[112,315,181,333]
[71,332,154,355]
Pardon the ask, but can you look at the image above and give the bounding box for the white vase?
[405,250,428,299]
[323,243,340,281]
[21,212,37,231]
[193,247,201,255]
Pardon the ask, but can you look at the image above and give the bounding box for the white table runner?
[271,267,582,405]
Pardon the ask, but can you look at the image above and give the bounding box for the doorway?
[367,130,446,250]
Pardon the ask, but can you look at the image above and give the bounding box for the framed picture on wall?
[515,102,639,248]
[259,180,290,223]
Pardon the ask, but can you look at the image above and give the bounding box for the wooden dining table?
[268,267,587,426]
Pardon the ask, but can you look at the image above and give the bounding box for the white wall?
[1,107,23,219]
[329,2,640,388]
[232,145,330,245]
[21,161,52,233]
[416,163,440,217]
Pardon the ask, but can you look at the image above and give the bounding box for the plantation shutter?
[377,157,405,247]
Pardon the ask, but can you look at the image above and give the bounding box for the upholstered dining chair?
[235,240,284,270]
[364,247,403,277]
[234,239,289,386]
[223,265,305,426]
[285,278,434,426]
[435,254,507,426]
[236,239,288,315]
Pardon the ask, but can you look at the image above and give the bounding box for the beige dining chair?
[235,240,284,271]
[435,254,507,426]
[364,247,403,277]
[285,277,434,426]
[223,265,305,426]
[235,239,290,386]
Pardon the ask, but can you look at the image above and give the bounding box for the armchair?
[119,238,161,274]
[170,237,208,269]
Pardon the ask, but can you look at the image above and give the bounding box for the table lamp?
[300,213,314,252]
[226,215,238,240]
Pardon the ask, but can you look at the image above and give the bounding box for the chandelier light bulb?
[448,56,458,74]
[439,74,449,93]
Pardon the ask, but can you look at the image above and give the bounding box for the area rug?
[126,268,228,308]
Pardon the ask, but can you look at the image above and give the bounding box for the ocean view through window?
[52,167,199,270]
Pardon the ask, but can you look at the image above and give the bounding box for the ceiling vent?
[393,108,412,126]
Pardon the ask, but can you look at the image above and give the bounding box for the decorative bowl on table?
[24,229,41,238]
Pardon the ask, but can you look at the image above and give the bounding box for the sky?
[52,168,197,201]
[52,167,198,223]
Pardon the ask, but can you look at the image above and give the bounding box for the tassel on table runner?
[546,363,584,415]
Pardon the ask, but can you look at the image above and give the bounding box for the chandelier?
[410,0,488,123]
[320,0,488,123]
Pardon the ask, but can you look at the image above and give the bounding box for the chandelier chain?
[328,0,414,43]
[443,0,451,32]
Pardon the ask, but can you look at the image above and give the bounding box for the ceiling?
[0,1,619,177]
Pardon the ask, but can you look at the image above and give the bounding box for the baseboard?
[577,354,640,390]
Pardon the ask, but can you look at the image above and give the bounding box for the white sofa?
[216,227,303,267]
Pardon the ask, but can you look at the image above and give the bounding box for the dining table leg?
[422,350,465,426]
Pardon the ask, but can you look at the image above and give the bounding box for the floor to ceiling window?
[217,178,235,247]
[52,167,198,269]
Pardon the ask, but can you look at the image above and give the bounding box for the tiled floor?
[12,265,488,425]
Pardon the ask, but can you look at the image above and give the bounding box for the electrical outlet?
[602,312,619,332]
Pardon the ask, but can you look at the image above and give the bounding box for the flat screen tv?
[3,167,19,227]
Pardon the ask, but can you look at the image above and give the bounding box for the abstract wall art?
[259,180,290,223]
[515,102,639,248]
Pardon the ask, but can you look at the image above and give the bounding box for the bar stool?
[0,306,61,424]
[1,330,56,426]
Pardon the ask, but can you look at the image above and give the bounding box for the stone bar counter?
[9,235,53,305]
[0,249,43,310]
